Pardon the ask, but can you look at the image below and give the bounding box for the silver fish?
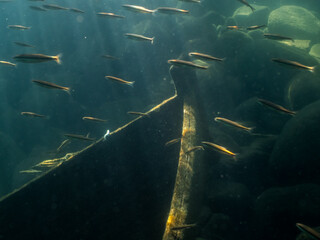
[125,33,154,44]
[168,59,208,70]
[122,4,155,14]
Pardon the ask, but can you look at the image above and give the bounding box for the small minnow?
[35,159,62,168]
[246,25,266,30]
[21,112,46,118]
[82,116,107,122]
[29,6,47,11]
[127,111,149,117]
[0,60,16,67]
[272,58,315,73]
[13,41,35,48]
[57,139,71,152]
[13,53,62,64]
[178,0,201,3]
[165,138,181,147]
[125,33,154,44]
[168,59,208,70]
[20,169,42,174]
[171,223,197,231]
[69,8,84,13]
[202,141,237,158]
[188,52,224,62]
[32,80,70,94]
[43,4,68,10]
[185,146,204,154]
[97,12,125,18]
[101,55,119,60]
[105,76,135,87]
[258,98,296,115]
[237,0,255,12]
[64,133,96,141]
[156,7,189,14]
[214,117,254,132]
[227,26,242,30]
[263,33,294,42]
[296,223,320,240]
[122,4,155,14]
[7,25,31,30]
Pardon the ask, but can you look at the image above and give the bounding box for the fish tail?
[151,37,155,44]
[55,53,63,64]
[309,66,316,73]
[128,81,135,87]
[64,87,71,95]
[290,111,297,116]
[250,5,255,12]
[247,126,256,133]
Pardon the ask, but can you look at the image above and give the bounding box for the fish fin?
[151,37,155,44]
[55,53,63,64]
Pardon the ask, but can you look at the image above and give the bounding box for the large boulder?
[206,180,253,219]
[252,184,320,240]
[309,43,320,61]
[268,6,320,42]
[285,72,320,110]
[269,100,320,184]
[232,4,270,26]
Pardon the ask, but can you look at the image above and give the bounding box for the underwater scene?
[1,0,320,239]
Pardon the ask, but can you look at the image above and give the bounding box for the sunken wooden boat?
[0,65,210,240]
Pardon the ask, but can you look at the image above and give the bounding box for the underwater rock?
[201,213,233,240]
[206,180,253,220]
[268,6,320,42]
[269,99,320,184]
[252,184,320,240]
[216,30,254,57]
[232,136,277,194]
[309,43,320,61]
[232,5,270,27]
[280,0,320,12]
[285,72,320,110]
[177,11,221,41]
[197,206,212,226]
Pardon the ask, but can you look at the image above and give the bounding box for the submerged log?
[162,65,209,240]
